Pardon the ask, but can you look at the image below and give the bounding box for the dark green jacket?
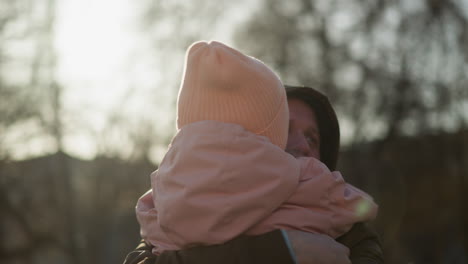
[123,223,383,264]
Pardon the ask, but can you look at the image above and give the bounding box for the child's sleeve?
[153,122,301,249]
[327,170,379,238]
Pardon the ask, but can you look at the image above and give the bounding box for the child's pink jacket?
[136,121,378,254]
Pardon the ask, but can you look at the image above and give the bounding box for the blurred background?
[0,0,467,263]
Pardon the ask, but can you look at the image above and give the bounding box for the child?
[136,41,378,254]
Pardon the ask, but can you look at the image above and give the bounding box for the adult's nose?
[286,132,312,158]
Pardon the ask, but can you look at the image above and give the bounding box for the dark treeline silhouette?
[1,152,154,263]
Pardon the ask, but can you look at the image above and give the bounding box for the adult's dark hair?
[285,85,340,170]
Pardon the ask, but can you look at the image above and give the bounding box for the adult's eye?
[306,136,317,145]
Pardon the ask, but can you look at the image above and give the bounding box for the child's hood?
[148,120,301,247]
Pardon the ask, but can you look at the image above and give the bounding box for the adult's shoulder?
[123,231,294,264]
[157,230,294,264]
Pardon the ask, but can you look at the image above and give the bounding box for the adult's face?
[286,98,321,159]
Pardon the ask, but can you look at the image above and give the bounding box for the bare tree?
[0,0,81,263]
[0,0,40,159]
[234,0,468,143]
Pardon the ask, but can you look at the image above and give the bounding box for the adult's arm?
[123,229,352,264]
[123,230,294,264]
[336,223,384,264]
[123,239,154,264]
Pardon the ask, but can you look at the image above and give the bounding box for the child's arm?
[152,121,302,249]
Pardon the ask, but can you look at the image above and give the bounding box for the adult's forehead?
[285,85,335,117]
[285,86,325,103]
[284,85,340,170]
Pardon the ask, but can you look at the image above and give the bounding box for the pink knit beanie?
[177,40,288,149]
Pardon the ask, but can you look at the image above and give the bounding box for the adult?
[123,85,383,264]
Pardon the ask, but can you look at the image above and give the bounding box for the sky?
[49,0,255,162]
[54,0,147,159]
[56,0,133,81]
[5,0,359,162]
[9,0,425,161]
[55,0,145,119]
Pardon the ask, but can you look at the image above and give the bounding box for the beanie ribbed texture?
[176,40,288,149]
